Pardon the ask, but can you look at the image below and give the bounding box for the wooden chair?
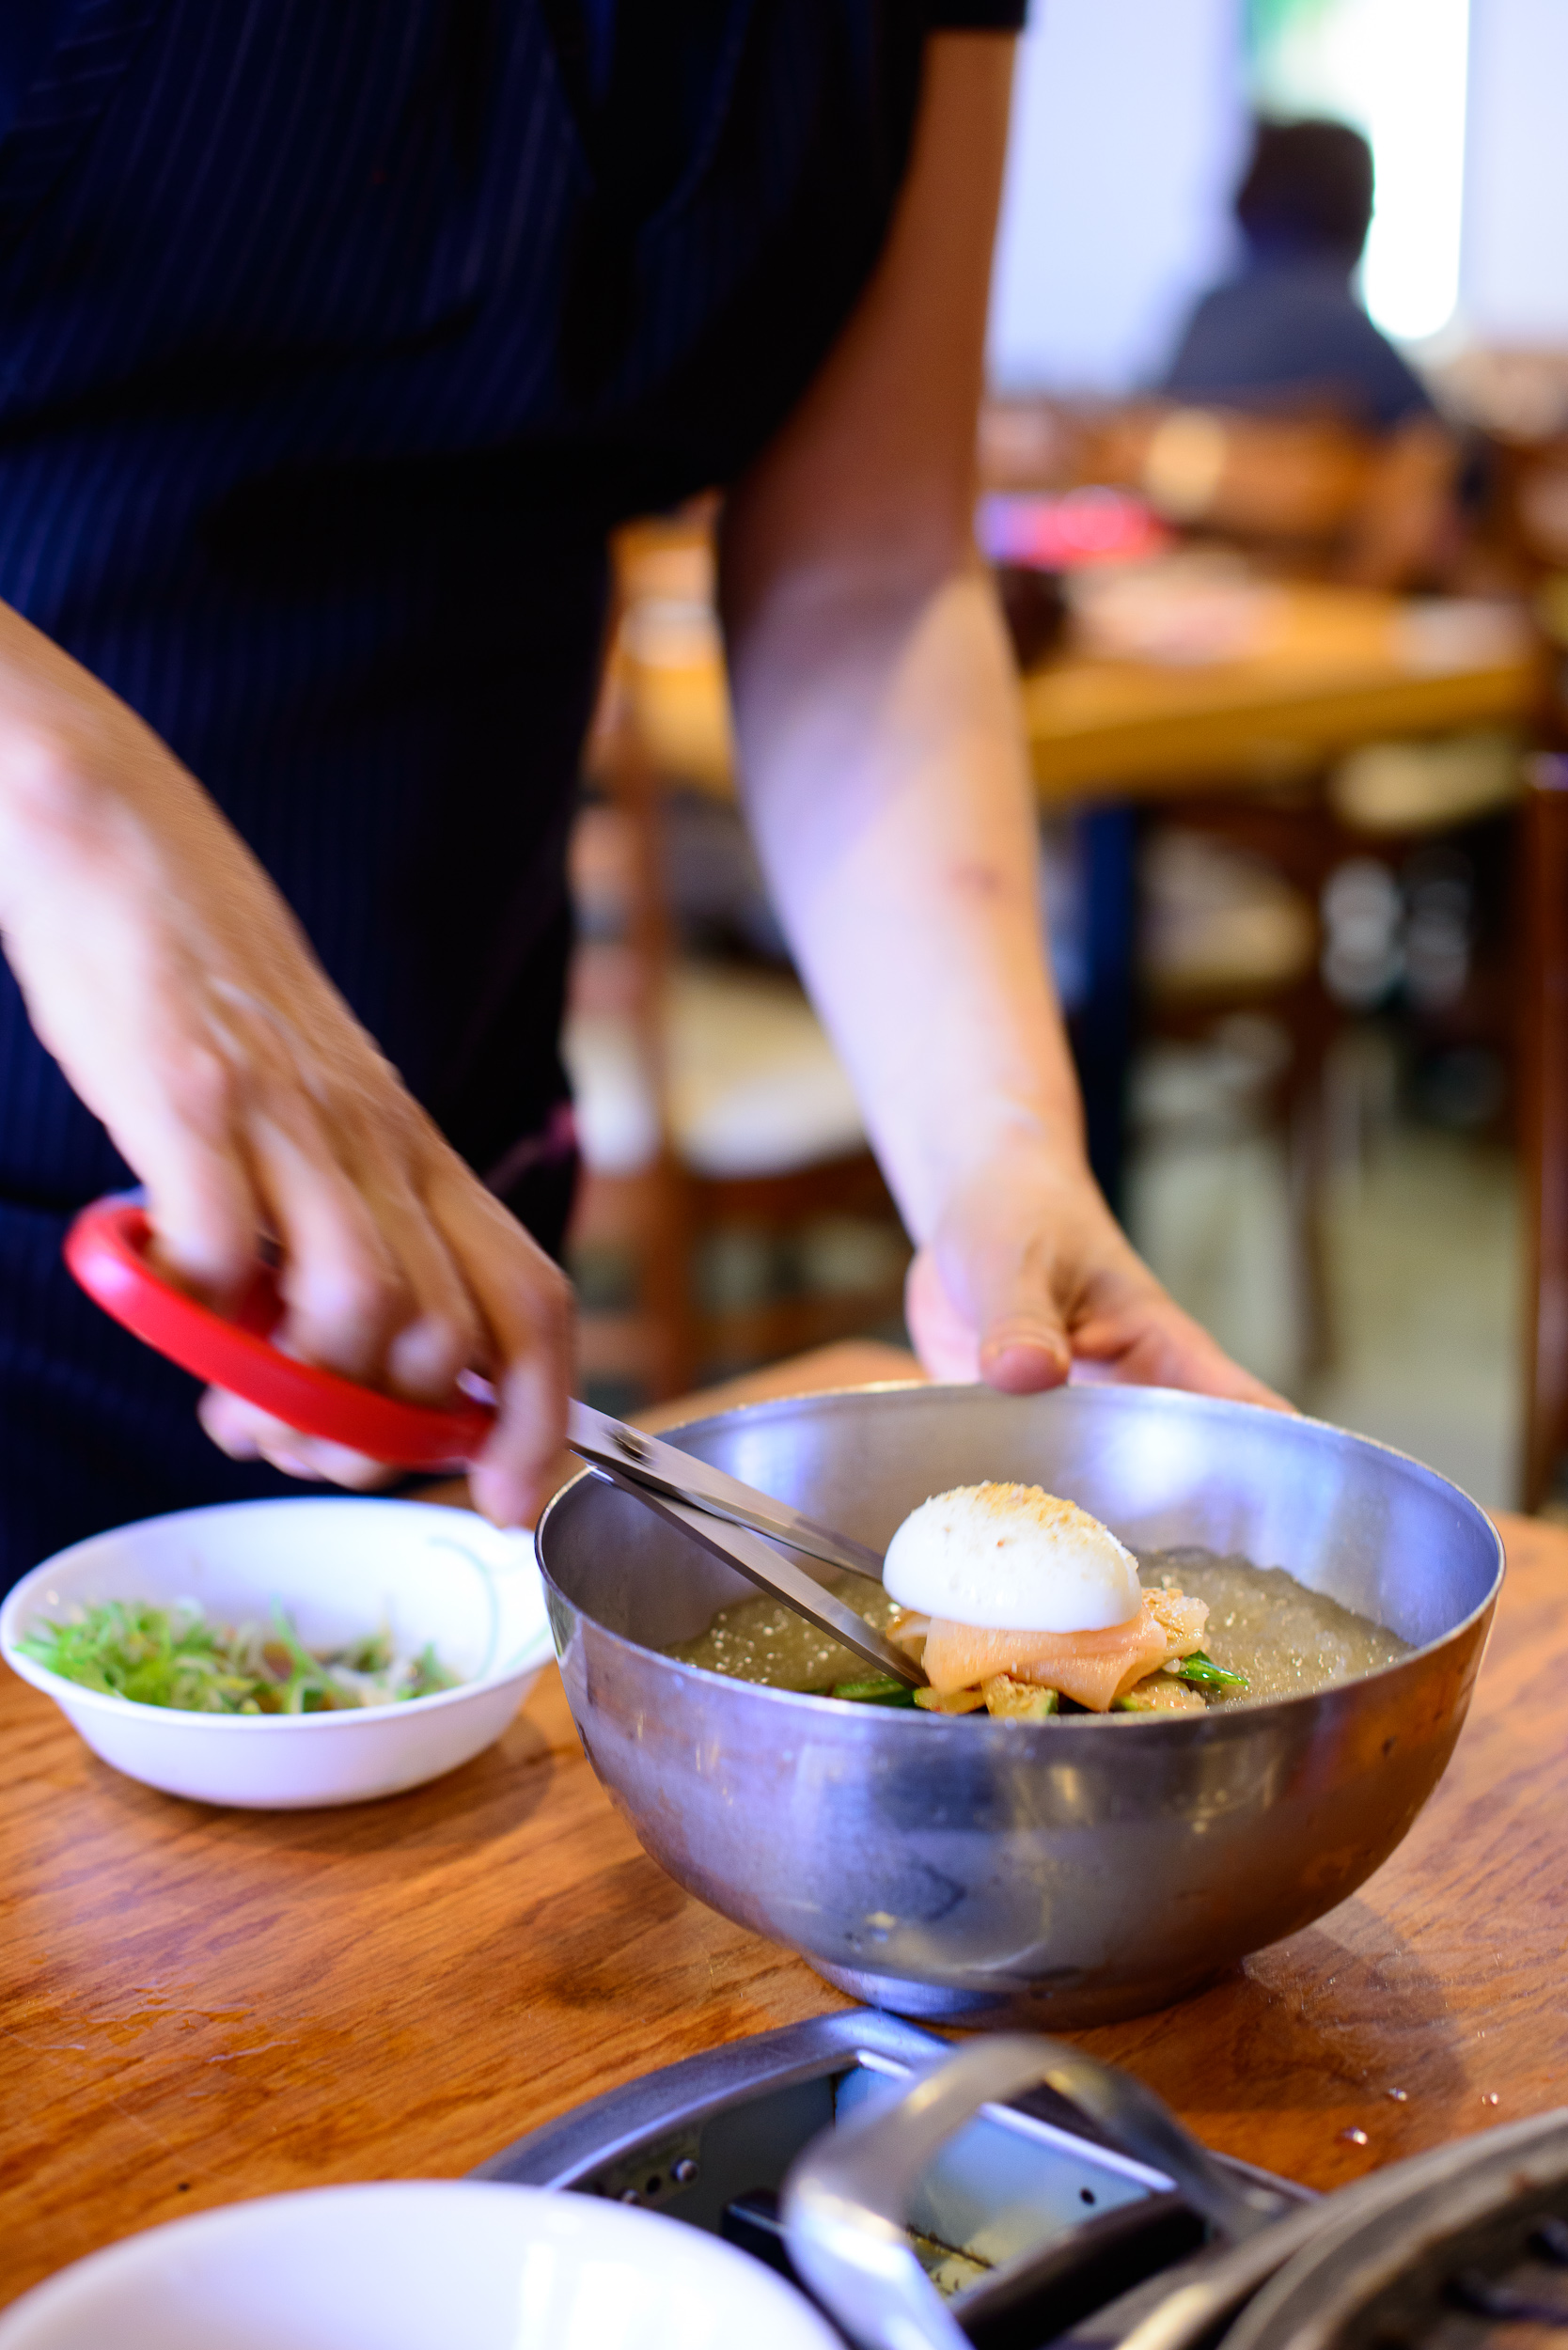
[1135,798,1341,1375]
[1466,421,1568,1507]
[1519,757,1568,1511]
[986,396,1508,1386]
[566,517,911,1404]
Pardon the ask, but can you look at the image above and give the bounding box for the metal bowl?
[535,1384,1502,2027]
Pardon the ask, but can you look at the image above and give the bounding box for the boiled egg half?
[882,1481,1141,1633]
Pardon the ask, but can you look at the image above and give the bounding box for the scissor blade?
[590,1465,923,1687]
[565,1399,886,1584]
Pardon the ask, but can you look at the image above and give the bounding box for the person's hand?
[0,603,571,1526]
[905,1137,1289,1409]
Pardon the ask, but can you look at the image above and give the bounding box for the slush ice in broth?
[667,1481,1408,1715]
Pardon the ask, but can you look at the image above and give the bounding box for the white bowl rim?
[0,2176,841,2344]
[0,1496,556,1734]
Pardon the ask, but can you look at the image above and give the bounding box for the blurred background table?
[1021,583,1538,802]
[4,1341,1568,2311]
[613,555,1540,811]
[573,515,1546,1512]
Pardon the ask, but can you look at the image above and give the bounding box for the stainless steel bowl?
[536,1384,1502,2026]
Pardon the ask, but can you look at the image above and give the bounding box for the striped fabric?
[0,0,1023,1585]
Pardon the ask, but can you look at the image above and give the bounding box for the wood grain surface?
[3,1343,1565,2308]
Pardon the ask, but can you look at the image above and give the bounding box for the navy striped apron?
[0,0,1015,1586]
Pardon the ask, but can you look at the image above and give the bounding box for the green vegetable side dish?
[19,1599,460,1716]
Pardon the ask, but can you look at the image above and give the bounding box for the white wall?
[986,0,1248,397]
[1461,0,1568,344]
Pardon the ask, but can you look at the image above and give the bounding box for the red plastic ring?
[64,1195,494,1470]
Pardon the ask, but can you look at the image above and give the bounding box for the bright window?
[1247,0,1471,342]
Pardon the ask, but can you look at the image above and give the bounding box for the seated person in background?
[1159,119,1457,588]
[1163,118,1431,432]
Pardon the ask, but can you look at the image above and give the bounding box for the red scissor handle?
[64,1195,494,1469]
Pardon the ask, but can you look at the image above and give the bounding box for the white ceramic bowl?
[0,1497,554,1809]
[0,2180,841,2350]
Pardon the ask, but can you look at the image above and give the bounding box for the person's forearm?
[0,594,572,1520]
[711,33,1281,1411]
[0,598,165,893]
[0,596,261,948]
[724,551,1084,1244]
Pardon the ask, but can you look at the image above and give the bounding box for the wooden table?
[1019,585,1540,803]
[4,1341,1567,2308]
[613,576,1541,807]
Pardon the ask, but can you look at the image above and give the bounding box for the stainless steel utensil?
[536,1382,1503,2027]
[479,2011,1318,2344]
[479,2008,1568,2350]
[563,1402,918,1686]
[782,2033,1296,2349]
[780,2034,1568,2350]
[565,1402,885,1583]
[60,1195,908,1684]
